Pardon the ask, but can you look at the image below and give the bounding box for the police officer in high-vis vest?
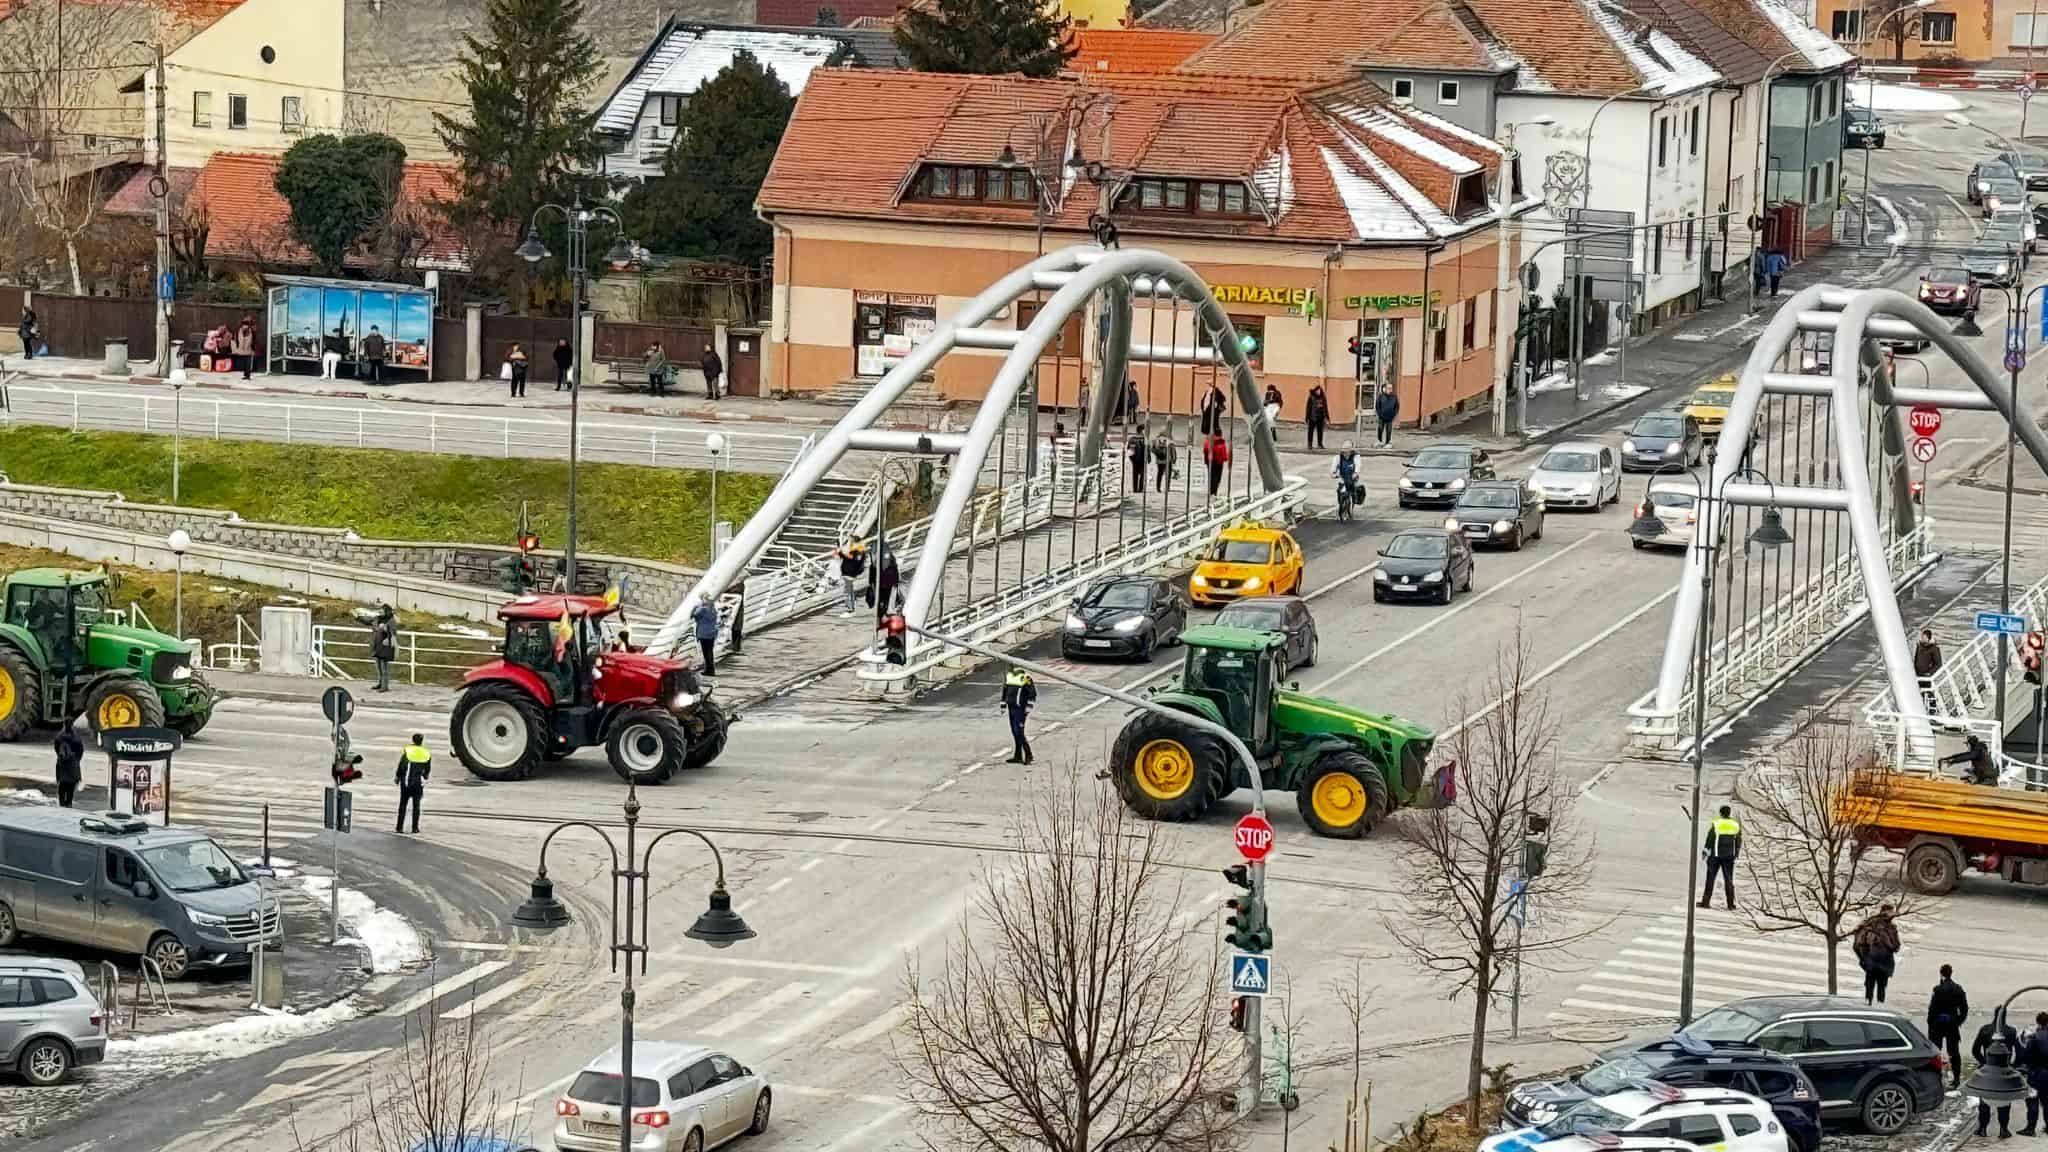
[395,733,432,834]
[1699,804,1742,910]
[1001,668,1037,765]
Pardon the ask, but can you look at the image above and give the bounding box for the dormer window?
[909,163,1037,205]
[1119,178,1254,218]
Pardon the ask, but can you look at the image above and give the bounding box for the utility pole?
[151,41,171,378]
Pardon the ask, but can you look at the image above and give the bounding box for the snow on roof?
[1395,103,1507,156]
[597,26,845,134]
[1318,145,1430,240]
[1336,132,1461,233]
[1753,0,1852,70]
[1253,140,1295,215]
[1585,0,1719,96]
[1324,100,1483,175]
[1482,34,1545,85]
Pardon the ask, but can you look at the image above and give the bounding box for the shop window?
[192,91,213,128]
[1393,78,1414,100]
[1460,301,1476,354]
[1438,80,1460,106]
[854,291,937,378]
[1922,12,1955,42]
[229,93,248,130]
[1197,314,1265,371]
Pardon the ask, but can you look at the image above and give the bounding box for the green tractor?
[1108,625,1440,838]
[0,568,216,740]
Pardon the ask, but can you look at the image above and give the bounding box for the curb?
[219,686,455,712]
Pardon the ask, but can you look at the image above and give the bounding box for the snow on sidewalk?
[110,1000,360,1064]
[1849,83,1964,113]
[1874,194,1911,246]
[298,874,429,974]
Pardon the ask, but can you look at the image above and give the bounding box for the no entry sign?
[1908,405,1942,437]
[1234,813,1275,861]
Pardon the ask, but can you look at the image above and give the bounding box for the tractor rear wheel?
[0,647,41,742]
[450,682,548,781]
[1109,712,1225,822]
[607,708,687,785]
[682,702,729,770]
[84,675,165,734]
[1296,750,1390,839]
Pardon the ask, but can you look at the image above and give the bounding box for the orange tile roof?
[191,152,468,271]
[1067,29,1215,75]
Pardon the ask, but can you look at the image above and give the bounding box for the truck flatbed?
[1845,771,2048,894]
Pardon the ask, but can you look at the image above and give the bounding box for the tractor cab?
[0,567,215,739]
[1175,626,1288,757]
[3,570,113,671]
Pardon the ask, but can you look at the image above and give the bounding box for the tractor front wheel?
[1296,750,1390,839]
[0,647,41,742]
[1109,712,1225,822]
[607,708,688,785]
[450,682,548,782]
[84,675,165,734]
[682,702,729,770]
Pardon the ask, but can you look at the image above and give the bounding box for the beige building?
[141,0,346,170]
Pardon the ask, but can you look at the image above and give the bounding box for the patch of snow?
[1585,0,1720,97]
[299,875,429,974]
[1585,350,1617,366]
[1253,139,1294,217]
[599,27,843,134]
[1528,371,1572,395]
[1483,36,1547,89]
[273,594,307,605]
[1318,145,1429,240]
[1396,104,1508,155]
[1325,101,1483,173]
[0,787,52,804]
[436,622,493,640]
[1874,194,1910,245]
[1849,84,1964,113]
[110,1000,359,1062]
[208,585,231,593]
[1753,0,1852,69]
[1331,134,1459,235]
[1602,383,1650,401]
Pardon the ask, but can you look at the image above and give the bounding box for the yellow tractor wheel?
[83,675,166,734]
[1295,749,1389,839]
[0,647,40,741]
[1109,711,1224,822]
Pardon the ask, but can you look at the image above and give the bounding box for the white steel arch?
[647,244,1289,660]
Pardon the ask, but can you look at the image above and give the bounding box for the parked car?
[1985,206,2037,259]
[1444,480,1544,549]
[1502,1035,1823,1152]
[1487,1083,1789,1152]
[1967,159,2018,204]
[1188,524,1304,607]
[1622,412,1705,471]
[0,957,103,1086]
[1629,474,1716,551]
[1998,148,2048,190]
[1529,442,1622,509]
[1964,241,2019,289]
[1844,108,1886,149]
[1213,595,1317,670]
[1062,573,1186,660]
[1916,265,1980,316]
[554,1042,770,1151]
[1397,444,1496,507]
[1980,175,2027,216]
[1680,996,1947,1136]
[1373,529,1473,604]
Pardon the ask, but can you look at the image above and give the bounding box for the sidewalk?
[206,667,456,713]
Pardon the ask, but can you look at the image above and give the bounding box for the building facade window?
[1393,78,1414,100]
[1684,217,1695,261]
[1652,223,1664,273]
[910,164,1036,205]
[1438,80,1460,105]
[1808,85,1821,124]
[1658,118,1669,167]
[192,91,212,128]
[1431,319,1447,364]
[1120,177,1254,217]
[853,291,937,378]
[658,94,682,126]
[1830,9,1862,39]
[1196,314,1266,370]
[1689,106,1700,155]
[228,94,248,129]
[1828,79,1840,117]
[1808,165,1820,202]
[1460,299,1476,353]
[1824,158,1835,197]
[1922,11,1956,42]
[281,95,303,133]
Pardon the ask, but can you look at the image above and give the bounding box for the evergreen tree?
[434,0,602,236]
[892,0,1073,78]
[622,52,795,268]
[273,133,408,275]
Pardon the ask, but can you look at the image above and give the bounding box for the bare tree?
[1383,630,1600,1129]
[297,997,527,1152]
[1865,0,1930,62]
[1327,963,1375,1152]
[896,766,1239,1152]
[1742,725,1918,995]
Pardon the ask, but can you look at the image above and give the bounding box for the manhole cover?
[1552,1024,1629,1045]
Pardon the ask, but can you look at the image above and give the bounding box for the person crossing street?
[2018,1011,2048,1134]
[52,725,83,808]
[394,734,431,834]
[1928,964,1970,1090]
[1853,903,1902,1004]
[1001,667,1036,764]
[1698,804,1741,910]
[691,595,721,677]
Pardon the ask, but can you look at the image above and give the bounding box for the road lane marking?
[816,1104,915,1152]
[577,969,692,1025]
[697,980,814,1037]
[383,960,510,1018]
[640,976,754,1030]
[761,987,879,1048]
[800,857,824,872]
[1308,534,1595,694]
[765,877,792,894]
[827,1003,911,1050]
[440,971,537,1020]
[1439,581,1679,739]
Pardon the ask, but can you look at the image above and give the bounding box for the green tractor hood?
[86,621,191,668]
[1274,690,1432,747]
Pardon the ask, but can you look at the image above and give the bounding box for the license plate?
[1084,639,1111,648]
[1464,526,1486,536]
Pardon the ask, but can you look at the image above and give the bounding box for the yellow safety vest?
[1005,669,1029,687]
[404,744,431,763]
[1713,817,1740,837]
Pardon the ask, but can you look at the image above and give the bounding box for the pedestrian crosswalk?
[1548,904,1938,1025]
[174,796,331,859]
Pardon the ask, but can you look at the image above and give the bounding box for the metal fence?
[201,619,502,687]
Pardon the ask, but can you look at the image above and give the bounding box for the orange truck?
[1844,771,2048,895]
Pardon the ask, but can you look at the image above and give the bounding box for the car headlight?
[1664,441,1681,455]
[168,664,192,681]
[672,691,699,709]
[188,909,227,927]
[1574,484,1594,495]
[1622,439,1636,453]
[1243,577,1262,590]
[1982,180,1993,192]
[1113,615,1144,633]
[1989,196,2003,210]
[1373,569,1391,582]
[1398,477,1415,489]
[1493,519,1513,533]
[1192,574,1208,587]
[1449,477,1467,490]
[1066,613,1086,631]
[1443,517,1459,531]
[1919,286,1933,297]
[1422,571,1443,582]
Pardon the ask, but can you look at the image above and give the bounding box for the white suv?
[1485,1084,1788,1152]
[554,1041,770,1151]
[0,957,105,1086]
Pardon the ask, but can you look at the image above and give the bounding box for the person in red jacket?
[1202,433,1230,500]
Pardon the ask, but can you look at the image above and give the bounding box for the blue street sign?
[1229,952,1271,998]
[2039,295,2047,343]
[2008,348,2026,374]
[156,271,174,301]
[1976,611,2028,636]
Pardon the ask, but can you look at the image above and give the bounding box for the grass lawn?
[0,426,771,565]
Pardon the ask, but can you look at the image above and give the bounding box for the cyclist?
[1331,440,1362,521]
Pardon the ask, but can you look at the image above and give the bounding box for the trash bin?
[254,943,284,1009]
[104,339,128,375]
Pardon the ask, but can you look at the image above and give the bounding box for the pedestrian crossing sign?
[1229,952,1271,997]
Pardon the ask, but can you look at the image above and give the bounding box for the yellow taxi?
[1189,523,1304,607]
[1682,374,1739,434]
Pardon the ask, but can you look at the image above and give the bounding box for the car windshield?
[2014,153,2048,168]
[1219,603,1285,629]
[139,839,247,893]
[1538,1100,1637,1139]
[1969,246,2011,264]
[1083,581,1152,609]
[1385,533,1448,559]
[1411,448,1472,469]
[1683,1004,1768,1044]
[1578,1052,1672,1096]
[1988,219,2027,238]
[70,581,111,626]
[1209,540,1271,564]
[1982,163,2017,181]
[1649,489,1697,508]
[1540,451,1598,473]
[1185,645,1259,697]
[1690,389,1734,408]
[1986,180,2024,197]
[1633,416,1684,437]
[1457,487,1520,510]
[1927,267,1970,285]
[568,1072,661,1108]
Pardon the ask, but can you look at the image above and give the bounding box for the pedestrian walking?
[1928,964,1969,1089]
[1765,249,1788,297]
[1698,803,1742,910]
[1200,382,1227,436]
[1001,666,1036,764]
[1263,382,1284,429]
[1977,1014,2023,1137]
[18,304,37,359]
[835,539,866,616]
[701,343,723,400]
[1374,383,1400,446]
[1915,628,1944,712]
[553,338,573,391]
[2017,1011,2048,1133]
[394,734,431,834]
[507,343,529,398]
[1122,378,1141,424]
[644,342,670,396]
[870,547,900,628]
[1152,430,1172,490]
[1202,431,1230,499]
[369,604,398,691]
[729,576,746,655]
[1306,384,1329,449]
[691,595,721,677]
[234,316,256,380]
[1852,903,1901,1004]
[1128,428,1148,494]
[52,725,83,808]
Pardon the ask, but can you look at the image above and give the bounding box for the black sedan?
[1214,595,1317,670]
[1621,411,1704,471]
[1373,529,1473,604]
[1061,574,1186,660]
[1965,242,2019,289]
[1443,480,1544,549]
[1396,444,1496,508]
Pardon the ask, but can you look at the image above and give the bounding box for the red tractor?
[449,594,730,784]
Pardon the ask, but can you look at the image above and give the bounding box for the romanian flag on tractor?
[553,605,574,659]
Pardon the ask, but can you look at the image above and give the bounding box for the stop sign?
[1234,813,1275,861]
[1908,405,1942,437]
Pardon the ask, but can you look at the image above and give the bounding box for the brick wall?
[0,482,701,613]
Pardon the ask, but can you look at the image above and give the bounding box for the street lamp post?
[516,200,636,592]
[1493,115,1556,439]
[1629,465,1793,1023]
[512,787,754,1152]
[166,528,189,637]
[1962,985,2048,1109]
[706,432,726,562]
[168,367,187,505]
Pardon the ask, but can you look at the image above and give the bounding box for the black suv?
[1502,1035,1823,1152]
[1681,997,1946,1136]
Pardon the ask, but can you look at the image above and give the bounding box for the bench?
[602,356,700,395]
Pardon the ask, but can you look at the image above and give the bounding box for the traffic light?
[1346,334,1363,359]
[883,613,907,665]
[1229,997,1249,1033]
[1222,864,1270,952]
[1521,813,1551,879]
[1910,480,1925,505]
[518,531,541,554]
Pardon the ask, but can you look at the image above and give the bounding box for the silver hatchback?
[0,957,105,1085]
[554,1041,771,1151]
